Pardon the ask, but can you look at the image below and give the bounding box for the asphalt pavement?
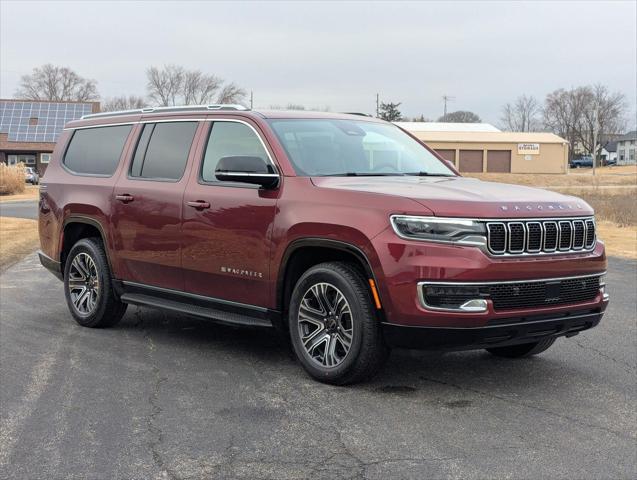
[0,254,635,479]
[0,200,38,220]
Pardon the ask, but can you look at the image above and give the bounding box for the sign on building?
[518,143,540,155]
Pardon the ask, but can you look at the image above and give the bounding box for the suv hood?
[311,176,594,218]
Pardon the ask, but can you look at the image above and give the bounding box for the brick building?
[0,99,99,174]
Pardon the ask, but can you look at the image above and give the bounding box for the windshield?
[267,119,455,177]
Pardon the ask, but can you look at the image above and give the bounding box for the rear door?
[181,118,280,307]
[111,119,203,291]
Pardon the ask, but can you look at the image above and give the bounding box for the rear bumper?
[38,250,63,280]
[382,308,604,350]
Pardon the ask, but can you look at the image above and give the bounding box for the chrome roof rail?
[81,104,249,120]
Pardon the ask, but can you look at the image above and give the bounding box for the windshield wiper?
[319,172,406,177]
[404,172,455,177]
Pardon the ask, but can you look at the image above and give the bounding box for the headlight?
[390,215,486,246]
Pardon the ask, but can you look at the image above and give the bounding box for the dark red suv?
[38,105,609,384]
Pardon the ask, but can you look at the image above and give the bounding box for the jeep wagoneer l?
[38,105,608,384]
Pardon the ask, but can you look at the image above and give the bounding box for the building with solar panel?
[0,99,99,174]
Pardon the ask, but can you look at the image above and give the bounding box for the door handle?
[115,194,134,203]
[186,200,211,210]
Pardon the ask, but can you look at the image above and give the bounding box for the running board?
[120,293,273,328]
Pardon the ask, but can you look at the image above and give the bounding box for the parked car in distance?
[570,156,593,168]
[25,166,39,184]
[38,105,609,384]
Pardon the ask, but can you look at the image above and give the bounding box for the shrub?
[0,163,27,195]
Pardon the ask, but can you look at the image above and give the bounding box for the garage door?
[487,150,511,172]
[435,149,456,163]
[459,150,483,172]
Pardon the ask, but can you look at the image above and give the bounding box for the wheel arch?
[276,238,384,319]
[60,216,111,273]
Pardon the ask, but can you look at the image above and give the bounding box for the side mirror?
[215,155,280,189]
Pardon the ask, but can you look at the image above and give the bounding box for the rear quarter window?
[63,125,132,176]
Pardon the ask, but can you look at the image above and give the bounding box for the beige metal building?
[396,123,569,174]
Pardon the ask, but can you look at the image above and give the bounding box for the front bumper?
[371,228,608,328]
[383,307,604,350]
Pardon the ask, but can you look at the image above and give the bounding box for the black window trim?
[61,124,134,178]
[126,120,200,183]
[197,118,280,189]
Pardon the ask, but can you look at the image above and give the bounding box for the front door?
[181,119,279,307]
[111,120,202,291]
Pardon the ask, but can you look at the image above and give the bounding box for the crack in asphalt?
[137,310,181,480]
[419,376,635,441]
[573,339,636,374]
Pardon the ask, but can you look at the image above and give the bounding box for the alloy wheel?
[297,282,353,368]
[67,252,100,316]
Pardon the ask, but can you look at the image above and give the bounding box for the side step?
[120,293,273,328]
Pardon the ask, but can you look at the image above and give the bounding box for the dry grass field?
[0,185,39,202]
[0,217,40,270]
[466,166,637,259]
[0,163,27,195]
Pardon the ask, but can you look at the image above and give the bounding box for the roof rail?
[81,104,249,120]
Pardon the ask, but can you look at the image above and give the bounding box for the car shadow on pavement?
[113,304,575,397]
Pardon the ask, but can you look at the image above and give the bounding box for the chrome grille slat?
[486,217,596,256]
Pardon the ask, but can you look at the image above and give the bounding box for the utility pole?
[250,90,254,110]
[376,93,380,117]
[442,95,455,117]
[592,107,599,176]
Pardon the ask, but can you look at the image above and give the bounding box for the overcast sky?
[1,0,636,126]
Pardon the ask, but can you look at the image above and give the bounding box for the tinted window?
[130,122,197,180]
[201,122,269,182]
[64,125,132,175]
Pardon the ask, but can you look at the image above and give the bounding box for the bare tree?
[101,95,148,112]
[544,85,626,163]
[146,65,185,106]
[15,64,98,101]
[182,70,222,105]
[577,85,626,164]
[146,65,245,106]
[216,82,246,104]
[437,110,481,123]
[500,95,541,131]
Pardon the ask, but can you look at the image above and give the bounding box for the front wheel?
[288,262,389,385]
[486,337,556,358]
[64,237,127,328]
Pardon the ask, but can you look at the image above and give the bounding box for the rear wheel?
[64,237,126,328]
[486,337,556,358]
[288,262,388,385]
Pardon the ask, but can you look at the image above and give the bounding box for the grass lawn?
[0,185,39,202]
[0,217,40,270]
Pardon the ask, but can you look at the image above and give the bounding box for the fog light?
[419,283,490,312]
[458,299,488,312]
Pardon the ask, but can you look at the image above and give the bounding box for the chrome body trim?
[419,272,605,286]
[417,272,605,313]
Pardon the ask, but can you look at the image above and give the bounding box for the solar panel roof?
[0,100,94,143]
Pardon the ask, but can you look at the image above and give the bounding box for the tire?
[288,262,389,385]
[486,337,556,358]
[63,237,127,328]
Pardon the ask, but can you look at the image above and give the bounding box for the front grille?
[487,275,601,310]
[486,218,595,255]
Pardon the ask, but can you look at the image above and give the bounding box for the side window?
[201,122,270,182]
[129,122,198,181]
[64,125,132,176]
